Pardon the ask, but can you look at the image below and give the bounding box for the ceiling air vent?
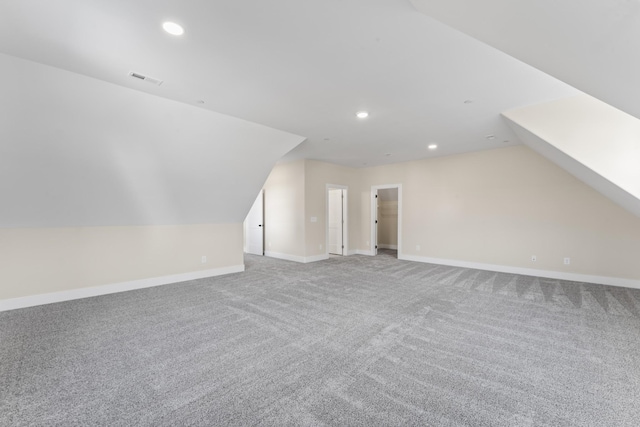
[129,71,163,86]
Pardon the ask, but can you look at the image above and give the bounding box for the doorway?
[371,184,402,257]
[327,185,347,256]
[244,190,264,255]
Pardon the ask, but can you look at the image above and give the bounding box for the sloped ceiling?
[410,0,640,217]
[410,0,640,120]
[0,0,578,168]
[503,94,640,217]
[0,53,304,227]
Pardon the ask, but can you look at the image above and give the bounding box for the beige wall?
[359,146,640,281]
[205,145,640,283]
[8,144,637,305]
[0,223,243,300]
[262,160,361,259]
[304,160,361,257]
[264,147,640,282]
[263,160,306,258]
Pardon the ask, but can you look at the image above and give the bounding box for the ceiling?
[0,52,304,227]
[411,0,640,122]
[0,0,580,168]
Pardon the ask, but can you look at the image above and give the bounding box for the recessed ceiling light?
[356,111,369,119]
[428,144,438,150]
[163,22,184,36]
[485,134,496,140]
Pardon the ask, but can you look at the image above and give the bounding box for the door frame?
[371,184,402,256]
[326,184,348,256]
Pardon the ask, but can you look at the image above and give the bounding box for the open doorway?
[371,184,402,258]
[327,185,348,256]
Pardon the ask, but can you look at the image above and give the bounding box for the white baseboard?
[271,249,374,258]
[355,249,375,256]
[265,251,329,264]
[0,265,245,312]
[399,254,640,289]
[306,254,330,263]
[378,244,398,250]
[265,251,304,263]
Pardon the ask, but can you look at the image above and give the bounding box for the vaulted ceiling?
[0,0,580,168]
[410,0,640,121]
[3,0,639,224]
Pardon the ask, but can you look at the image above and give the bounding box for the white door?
[328,189,343,255]
[245,191,264,255]
[374,192,379,255]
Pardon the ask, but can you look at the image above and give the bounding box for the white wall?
[0,53,304,227]
[503,94,640,217]
[262,160,307,260]
[0,53,304,306]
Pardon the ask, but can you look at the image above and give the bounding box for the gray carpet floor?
[1,249,640,426]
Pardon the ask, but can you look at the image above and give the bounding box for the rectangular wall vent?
[129,71,163,86]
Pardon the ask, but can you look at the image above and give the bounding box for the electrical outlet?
[531,255,537,262]
[416,244,421,251]
[319,244,323,250]
[564,257,571,265]
[366,241,369,246]
[201,256,207,263]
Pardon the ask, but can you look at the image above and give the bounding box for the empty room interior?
[2,1,640,425]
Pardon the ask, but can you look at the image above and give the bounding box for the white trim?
[355,249,375,256]
[0,265,246,312]
[378,244,398,250]
[305,254,330,263]
[346,249,358,256]
[265,251,329,264]
[399,254,640,289]
[265,251,305,263]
